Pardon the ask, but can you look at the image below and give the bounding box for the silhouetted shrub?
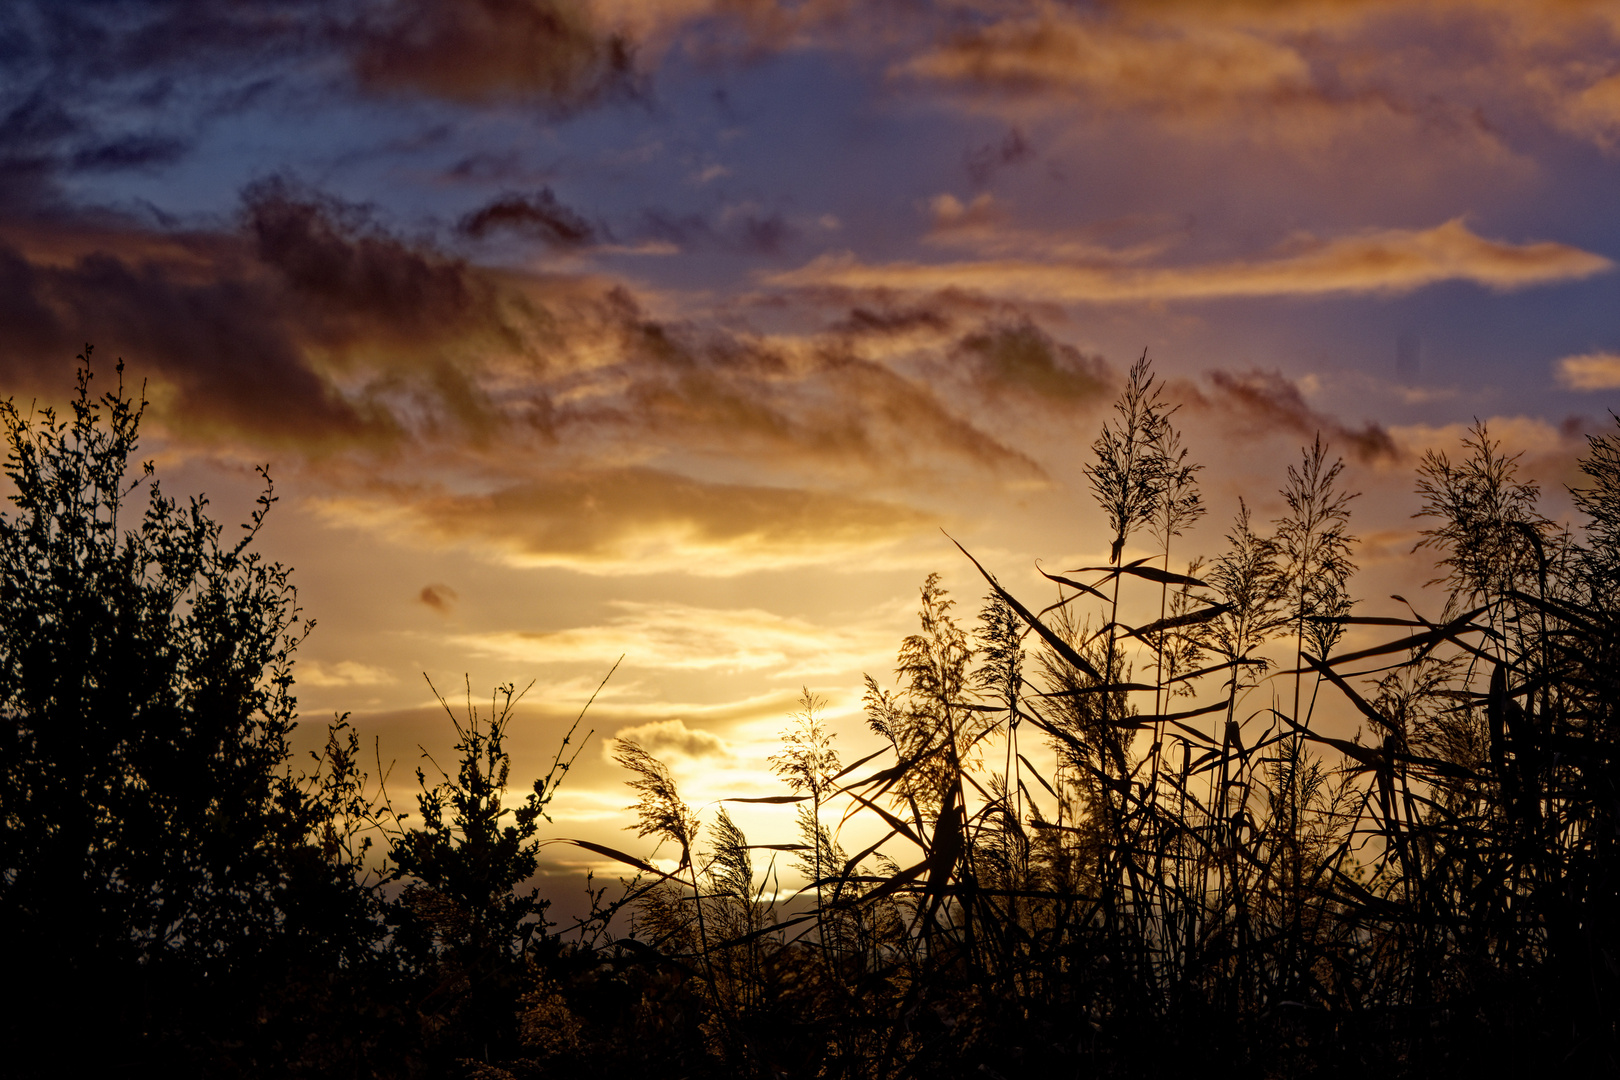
[0,352,387,1074]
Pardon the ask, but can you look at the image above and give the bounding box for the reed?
[572,391,1620,1080]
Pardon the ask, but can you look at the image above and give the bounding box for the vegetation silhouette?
[2,352,1617,1077]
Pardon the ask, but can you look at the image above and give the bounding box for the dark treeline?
[2,353,1617,1077]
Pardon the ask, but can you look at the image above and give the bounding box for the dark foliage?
[4,354,1618,1078]
[0,351,390,1073]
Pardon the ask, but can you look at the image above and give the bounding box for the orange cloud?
[923,193,1172,263]
[608,719,730,760]
[767,219,1612,302]
[352,0,636,108]
[899,6,1311,109]
[888,0,1620,162]
[1558,73,1620,148]
[458,599,897,674]
[298,660,395,687]
[1555,351,1620,391]
[310,467,935,574]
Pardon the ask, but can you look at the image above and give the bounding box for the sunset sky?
[3,0,1619,887]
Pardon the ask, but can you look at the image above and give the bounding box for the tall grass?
[553,370,1620,1079]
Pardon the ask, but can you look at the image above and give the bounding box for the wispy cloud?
[899,8,1312,110]
[922,193,1171,263]
[299,659,395,687]
[452,599,900,673]
[456,188,599,247]
[1184,369,1399,464]
[768,220,1612,303]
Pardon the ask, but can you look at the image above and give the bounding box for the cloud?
[456,189,598,246]
[608,718,729,760]
[1187,369,1398,464]
[900,8,1312,112]
[0,230,375,445]
[312,467,935,573]
[241,179,521,348]
[350,0,637,108]
[299,659,395,687]
[0,0,643,217]
[419,583,459,612]
[952,318,1111,404]
[829,303,954,340]
[459,598,897,674]
[927,192,1009,235]
[1387,415,1596,481]
[0,180,560,447]
[0,178,1099,576]
[922,194,1172,264]
[767,220,1612,302]
[889,0,1620,159]
[1555,351,1620,391]
[68,134,191,174]
[1558,72,1620,149]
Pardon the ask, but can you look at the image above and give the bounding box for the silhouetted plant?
[0,352,389,1073]
[16,352,1620,1078]
[389,677,591,1064]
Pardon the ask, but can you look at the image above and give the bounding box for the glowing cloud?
[453,600,898,675]
[311,468,935,575]
[298,660,395,687]
[900,10,1311,109]
[1556,351,1620,391]
[769,220,1612,303]
[607,719,730,760]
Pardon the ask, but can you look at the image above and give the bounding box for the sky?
[3,0,1619,891]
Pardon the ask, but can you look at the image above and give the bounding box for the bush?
[0,352,384,1072]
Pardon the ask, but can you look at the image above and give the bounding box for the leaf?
[1063,559,1208,588]
[840,857,928,907]
[841,786,926,850]
[545,838,672,880]
[1318,606,1492,667]
[1136,699,1228,727]
[1017,753,1059,800]
[829,745,889,782]
[1164,657,1267,686]
[713,912,818,949]
[1276,708,1384,771]
[1030,682,1157,699]
[1122,601,1230,642]
[1036,569,1112,604]
[948,534,1103,681]
[1299,654,1389,733]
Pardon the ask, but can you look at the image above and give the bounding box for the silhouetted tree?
[0,352,387,1072]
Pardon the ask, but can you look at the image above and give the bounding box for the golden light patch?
[307,468,936,575]
[451,600,900,675]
